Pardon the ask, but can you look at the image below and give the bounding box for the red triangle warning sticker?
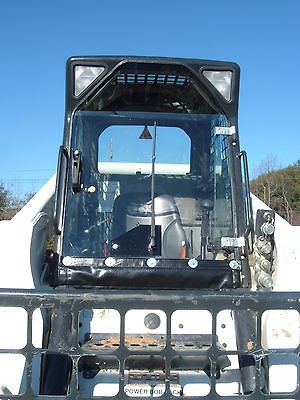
[139,126,152,139]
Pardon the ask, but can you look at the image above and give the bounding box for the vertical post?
[149,122,157,252]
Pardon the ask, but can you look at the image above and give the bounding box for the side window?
[209,127,233,240]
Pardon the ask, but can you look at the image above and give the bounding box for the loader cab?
[53,56,252,289]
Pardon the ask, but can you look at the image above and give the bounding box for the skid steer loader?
[0,56,299,399]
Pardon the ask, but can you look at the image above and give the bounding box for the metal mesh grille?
[0,289,299,399]
[116,73,189,86]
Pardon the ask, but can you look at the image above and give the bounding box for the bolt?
[188,258,198,269]
[258,273,273,289]
[260,242,272,255]
[146,258,157,268]
[104,257,115,267]
[229,260,240,270]
[263,212,272,222]
[260,259,271,272]
[261,223,275,236]
[144,313,161,330]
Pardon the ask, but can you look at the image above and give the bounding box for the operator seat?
[112,193,188,258]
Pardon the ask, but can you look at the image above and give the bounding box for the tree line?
[250,158,300,225]
[1,159,300,225]
[0,184,34,220]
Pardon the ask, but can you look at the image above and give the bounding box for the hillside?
[250,160,300,225]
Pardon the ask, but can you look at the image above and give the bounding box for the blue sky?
[1,0,299,197]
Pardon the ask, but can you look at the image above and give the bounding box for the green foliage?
[0,184,36,220]
[0,184,8,214]
[250,160,300,224]
[47,234,55,250]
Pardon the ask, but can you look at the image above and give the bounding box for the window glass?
[99,125,190,165]
[62,111,234,260]
[209,131,233,239]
